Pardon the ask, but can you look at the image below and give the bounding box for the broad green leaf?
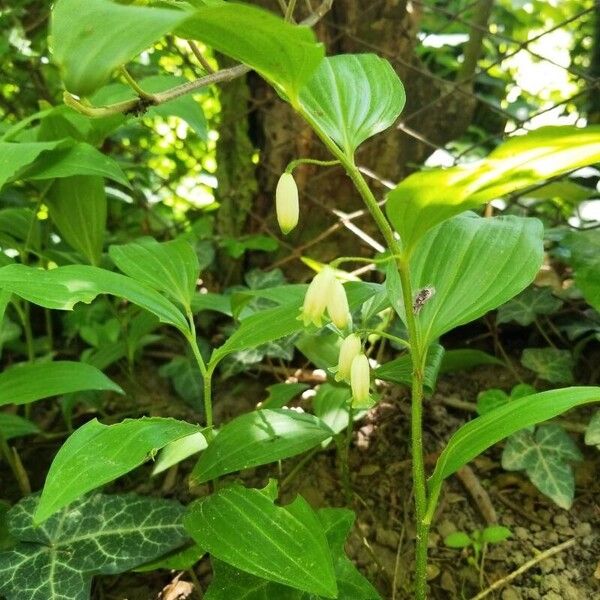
[159,355,204,407]
[204,508,381,599]
[295,329,341,370]
[16,142,129,186]
[152,431,207,476]
[262,382,310,409]
[0,414,40,440]
[389,214,543,347]
[387,126,600,252]
[135,542,205,572]
[47,175,106,265]
[51,0,188,96]
[497,286,562,326]
[0,361,122,407]
[109,237,199,309]
[376,344,444,395]
[0,493,189,600]
[0,264,189,333]
[312,384,353,439]
[502,424,582,509]
[184,485,337,597]
[176,3,324,102]
[0,140,64,189]
[521,347,574,384]
[299,54,405,156]
[0,208,41,249]
[439,349,503,373]
[563,229,600,311]
[428,387,600,512]
[191,409,333,484]
[477,384,536,416]
[35,417,201,523]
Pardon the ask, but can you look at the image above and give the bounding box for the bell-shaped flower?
[275,172,299,235]
[300,267,335,327]
[335,334,362,382]
[350,353,371,408]
[327,278,351,329]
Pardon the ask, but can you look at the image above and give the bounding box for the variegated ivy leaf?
[0,493,189,600]
[521,348,574,384]
[501,424,582,509]
[496,286,562,326]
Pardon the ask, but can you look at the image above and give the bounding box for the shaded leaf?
[0,140,64,189]
[563,229,600,311]
[35,417,201,523]
[262,382,310,410]
[0,361,122,407]
[439,349,503,373]
[0,414,40,440]
[521,347,574,384]
[584,410,600,448]
[496,286,562,326]
[0,493,188,600]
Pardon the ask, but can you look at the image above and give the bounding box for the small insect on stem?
[413,285,436,315]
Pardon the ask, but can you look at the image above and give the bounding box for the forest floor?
[3,359,599,600]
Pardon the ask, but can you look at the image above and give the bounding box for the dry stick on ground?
[470,538,577,600]
[455,465,497,525]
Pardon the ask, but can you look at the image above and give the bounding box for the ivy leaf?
[521,348,574,384]
[159,354,204,408]
[502,424,582,509]
[496,287,562,326]
[204,508,381,599]
[0,493,189,600]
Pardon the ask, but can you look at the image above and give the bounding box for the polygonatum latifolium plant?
[0,1,600,600]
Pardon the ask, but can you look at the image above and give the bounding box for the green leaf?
[16,142,130,187]
[299,54,405,156]
[51,0,188,96]
[184,485,337,597]
[0,140,64,189]
[521,348,574,384]
[159,355,204,407]
[0,493,189,600]
[312,384,353,439]
[439,349,503,373]
[481,526,512,544]
[152,431,207,476]
[204,508,381,599]
[476,389,510,416]
[135,542,205,572]
[0,264,189,334]
[109,237,199,310]
[176,3,324,102]
[47,175,106,265]
[262,382,310,409]
[563,229,600,311]
[191,409,333,484]
[428,387,600,513]
[393,214,543,346]
[35,417,201,524]
[443,532,472,549]
[584,410,600,448]
[0,414,40,440]
[497,286,562,326]
[376,344,444,395]
[0,361,122,407]
[502,424,582,509]
[386,126,600,252]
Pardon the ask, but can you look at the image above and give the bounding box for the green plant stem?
[286,157,340,172]
[358,328,410,350]
[298,105,430,598]
[341,403,355,503]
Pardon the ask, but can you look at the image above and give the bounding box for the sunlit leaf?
[35,417,201,523]
[299,54,405,156]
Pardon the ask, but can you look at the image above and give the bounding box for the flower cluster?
[299,266,350,329]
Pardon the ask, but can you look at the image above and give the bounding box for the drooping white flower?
[335,334,362,382]
[350,353,371,408]
[275,172,299,235]
[300,267,335,327]
[327,278,351,329]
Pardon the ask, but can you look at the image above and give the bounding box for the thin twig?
[470,538,577,600]
[455,465,497,524]
[187,41,214,73]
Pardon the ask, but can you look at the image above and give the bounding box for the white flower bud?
[275,172,299,235]
[335,334,362,382]
[327,278,351,329]
[350,353,371,408]
[300,267,335,327]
